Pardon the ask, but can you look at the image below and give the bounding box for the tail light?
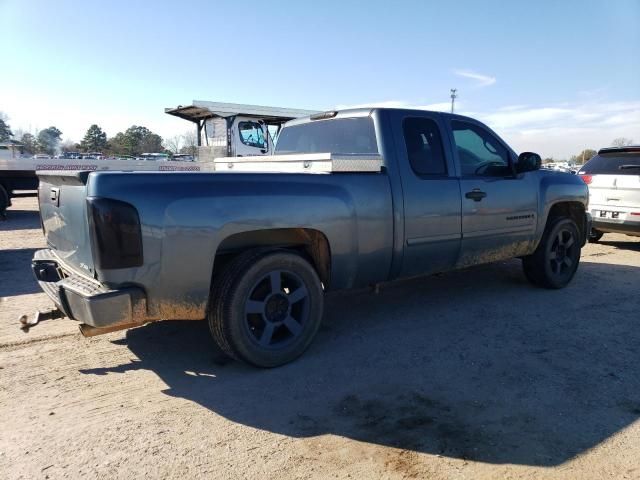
[580,174,592,184]
[87,198,143,269]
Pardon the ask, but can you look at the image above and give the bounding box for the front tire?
[523,217,581,289]
[588,229,604,243]
[208,250,324,368]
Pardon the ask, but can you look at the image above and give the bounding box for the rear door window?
[275,118,378,155]
[579,154,640,175]
[402,118,447,175]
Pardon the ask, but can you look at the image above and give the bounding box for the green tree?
[107,132,132,156]
[80,124,107,152]
[37,126,63,155]
[108,125,164,156]
[0,118,12,142]
[572,149,597,165]
[136,127,163,154]
[20,133,37,154]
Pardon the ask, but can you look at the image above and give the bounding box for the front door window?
[452,121,511,177]
[238,121,267,149]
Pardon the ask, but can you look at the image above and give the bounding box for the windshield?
[238,121,267,149]
[579,154,640,175]
[275,117,378,155]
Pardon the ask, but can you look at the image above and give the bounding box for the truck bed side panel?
[86,171,394,320]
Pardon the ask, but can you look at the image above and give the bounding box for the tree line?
[567,136,634,164]
[1,114,197,157]
[2,112,634,161]
[1,118,65,157]
[543,137,634,165]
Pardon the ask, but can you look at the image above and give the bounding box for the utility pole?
[450,88,457,113]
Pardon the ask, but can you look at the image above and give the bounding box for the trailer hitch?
[19,308,64,332]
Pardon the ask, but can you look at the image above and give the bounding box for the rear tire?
[588,229,604,243]
[523,217,581,289]
[208,250,324,368]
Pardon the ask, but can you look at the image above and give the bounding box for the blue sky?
[1,0,638,158]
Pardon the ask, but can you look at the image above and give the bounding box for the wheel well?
[546,202,586,239]
[213,228,331,287]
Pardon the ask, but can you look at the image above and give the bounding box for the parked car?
[138,153,169,161]
[171,154,195,162]
[579,146,640,241]
[32,108,590,367]
[82,152,104,160]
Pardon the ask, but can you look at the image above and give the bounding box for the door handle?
[465,189,487,202]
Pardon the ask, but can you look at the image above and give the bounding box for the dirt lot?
[1,196,639,480]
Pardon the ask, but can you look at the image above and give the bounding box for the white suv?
[579,146,640,241]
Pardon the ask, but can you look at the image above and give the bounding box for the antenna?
[450,88,458,113]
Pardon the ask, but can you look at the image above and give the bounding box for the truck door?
[234,117,269,156]
[390,111,462,277]
[446,118,538,267]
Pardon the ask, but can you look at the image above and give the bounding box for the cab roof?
[283,107,480,127]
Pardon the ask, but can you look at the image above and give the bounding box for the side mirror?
[516,152,542,173]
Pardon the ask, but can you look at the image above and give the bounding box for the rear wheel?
[523,217,581,289]
[588,229,604,243]
[208,250,324,368]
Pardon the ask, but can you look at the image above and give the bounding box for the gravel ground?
[1,196,639,480]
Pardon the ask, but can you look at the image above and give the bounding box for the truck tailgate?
[38,171,95,276]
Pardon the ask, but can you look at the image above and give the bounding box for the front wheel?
[522,217,581,289]
[208,250,324,368]
[588,229,604,243]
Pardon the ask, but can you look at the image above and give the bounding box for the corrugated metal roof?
[165,100,319,124]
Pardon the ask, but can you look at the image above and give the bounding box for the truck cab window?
[402,118,447,175]
[274,118,378,155]
[238,121,266,149]
[452,121,510,177]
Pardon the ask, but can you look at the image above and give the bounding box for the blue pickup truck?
[32,108,591,367]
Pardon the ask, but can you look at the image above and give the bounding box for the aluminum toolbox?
[213,153,383,173]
